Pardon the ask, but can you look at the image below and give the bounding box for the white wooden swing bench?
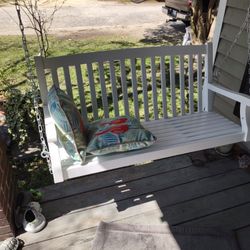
[35,43,250,183]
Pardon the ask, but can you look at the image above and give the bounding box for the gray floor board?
[19,157,250,250]
[40,156,192,202]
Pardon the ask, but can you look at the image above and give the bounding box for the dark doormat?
[92,222,240,250]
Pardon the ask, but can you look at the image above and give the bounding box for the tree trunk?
[191,0,219,44]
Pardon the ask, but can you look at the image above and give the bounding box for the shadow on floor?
[19,149,250,249]
[140,21,185,45]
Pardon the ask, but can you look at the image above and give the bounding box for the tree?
[191,0,219,44]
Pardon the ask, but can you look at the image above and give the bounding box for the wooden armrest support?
[207,83,250,142]
[207,83,250,106]
[43,106,64,183]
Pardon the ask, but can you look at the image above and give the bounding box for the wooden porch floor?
[19,150,250,249]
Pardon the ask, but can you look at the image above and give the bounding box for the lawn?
[0,34,199,192]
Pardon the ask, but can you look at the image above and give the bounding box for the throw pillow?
[87,116,156,155]
[48,85,87,162]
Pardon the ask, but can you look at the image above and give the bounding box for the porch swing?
[18,3,250,183]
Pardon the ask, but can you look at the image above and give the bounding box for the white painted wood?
[51,68,60,88]
[98,62,109,118]
[75,65,88,125]
[63,66,73,99]
[240,104,250,141]
[109,61,119,117]
[170,55,176,117]
[197,54,203,112]
[120,59,130,116]
[43,107,64,183]
[188,54,194,114]
[130,58,140,119]
[34,56,49,105]
[42,45,207,69]
[35,43,250,183]
[86,63,99,120]
[160,56,168,118]
[207,83,250,106]
[62,112,243,181]
[141,57,149,121]
[203,43,214,111]
[151,57,159,120]
[212,0,228,63]
[179,55,185,115]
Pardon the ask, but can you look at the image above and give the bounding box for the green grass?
[0,35,171,91]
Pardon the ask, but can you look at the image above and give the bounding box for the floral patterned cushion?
[87,116,156,155]
[48,85,87,162]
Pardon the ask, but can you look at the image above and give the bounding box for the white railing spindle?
[141,57,149,121]
[63,66,73,99]
[170,55,176,117]
[197,53,203,112]
[151,56,159,120]
[188,54,194,114]
[98,62,109,118]
[130,58,140,119]
[160,56,168,118]
[87,63,99,120]
[179,55,185,115]
[120,59,130,116]
[109,61,119,117]
[75,64,88,124]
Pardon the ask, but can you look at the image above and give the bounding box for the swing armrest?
[207,83,250,106]
[43,106,64,183]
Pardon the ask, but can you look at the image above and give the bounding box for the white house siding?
[213,0,248,124]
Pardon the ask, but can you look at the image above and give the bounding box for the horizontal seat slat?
[57,112,243,181]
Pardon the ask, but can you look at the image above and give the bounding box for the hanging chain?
[213,5,250,82]
[15,1,53,174]
[247,7,250,95]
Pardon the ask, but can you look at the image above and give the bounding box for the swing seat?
[35,43,250,183]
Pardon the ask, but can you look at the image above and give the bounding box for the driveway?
[0,0,185,42]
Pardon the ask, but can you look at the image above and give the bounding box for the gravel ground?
[0,0,185,41]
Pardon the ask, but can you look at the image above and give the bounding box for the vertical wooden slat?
[170,55,176,117]
[160,56,168,119]
[75,64,88,125]
[63,66,73,99]
[179,55,185,115]
[130,58,140,119]
[188,54,194,114]
[51,68,59,88]
[109,61,119,117]
[203,43,214,111]
[141,57,149,121]
[151,57,159,120]
[197,53,203,112]
[87,63,98,120]
[35,57,49,105]
[120,59,130,116]
[98,62,109,118]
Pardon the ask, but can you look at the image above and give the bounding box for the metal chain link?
[247,7,250,95]
[15,1,53,174]
[213,5,250,82]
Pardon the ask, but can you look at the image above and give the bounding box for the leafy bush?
[0,70,39,147]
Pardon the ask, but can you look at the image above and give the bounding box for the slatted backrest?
[35,44,208,124]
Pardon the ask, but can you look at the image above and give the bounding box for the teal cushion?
[87,116,156,155]
[48,85,87,162]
